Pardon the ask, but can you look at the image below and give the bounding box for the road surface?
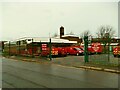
[2,57,119,88]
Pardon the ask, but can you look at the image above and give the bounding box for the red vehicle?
[73,43,102,54]
[66,46,84,56]
[41,47,58,57]
[76,45,94,54]
[57,47,67,56]
[41,47,67,57]
[113,46,120,57]
[91,43,102,54]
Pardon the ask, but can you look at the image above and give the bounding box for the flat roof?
[62,34,78,37]
[5,37,77,44]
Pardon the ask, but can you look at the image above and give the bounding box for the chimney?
[60,26,64,38]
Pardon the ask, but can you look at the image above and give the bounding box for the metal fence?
[88,44,119,67]
[84,35,120,67]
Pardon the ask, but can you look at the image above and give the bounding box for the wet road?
[2,57,119,88]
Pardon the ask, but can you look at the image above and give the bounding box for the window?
[74,47,81,51]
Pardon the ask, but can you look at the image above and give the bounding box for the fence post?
[2,41,4,53]
[108,36,111,62]
[49,38,52,60]
[84,36,89,62]
[32,38,34,58]
[19,40,20,55]
[40,40,41,56]
[9,41,10,56]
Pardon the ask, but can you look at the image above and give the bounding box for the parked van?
[113,46,120,57]
[41,47,67,57]
[91,43,102,54]
[66,47,84,56]
[41,47,58,57]
[72,43,102,55]
[57,47,67,56]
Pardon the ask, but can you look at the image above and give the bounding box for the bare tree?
[80,30,91,39]
[96,25,115,38]
[80,30,93,44]
[96,25,115,53]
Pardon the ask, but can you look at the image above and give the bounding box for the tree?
[80,30,91,39]
[80,30,92,44]
[96,25,115,39]
[96,25,115,53]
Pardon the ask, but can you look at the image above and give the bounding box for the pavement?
[2,55,120,74]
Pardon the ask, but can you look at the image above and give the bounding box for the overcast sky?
[0,1,118,41]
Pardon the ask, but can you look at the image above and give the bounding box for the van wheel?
[76,53,79,56]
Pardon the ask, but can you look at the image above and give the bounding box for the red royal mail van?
[66,47,84,56]
[113,46,120,57]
